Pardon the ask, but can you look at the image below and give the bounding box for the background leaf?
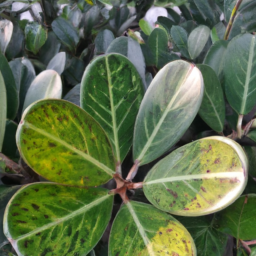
[188,25,211,59]
[0,53,18,120]
[22,70,62,112]
[214,194,256,240]
[46,52,66,75]
[25,22,47,55]
[109,201,196,256]
[81,53,144,163]
[63,83,80,106]
[17,99,115,186]
[133,60,204,165]
[143,137,248,216]
[0,73,6,152]
[224,33,256,114]
[4,184,113,256]
[94,29,115,55]
[0,20,13,55]
[197,64,225,132]
[139,19,153,36]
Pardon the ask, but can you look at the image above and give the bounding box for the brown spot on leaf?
[214,158,220,164]
[167,189,178,198]
[48,142,56,147]
[201,186,206,192]
[22,208,28,211]
[184,208,189,210]
[17,220,27,223]
[44,215,49,219]
[12,213,19,216]
[31,204,40,211]
[81,239,85,244]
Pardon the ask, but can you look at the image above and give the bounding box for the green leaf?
[251,247,256,256]
[46,52,66,75]
[9,58,36,117]
[177,215,228,256]
[211,22,226,43]
[247,130,256,144]
[224,33,256,114]
[109,201,196,256]
[25,22,47,55]
[38,31,61,66]
[0,53,18,120]
[0,73,6,152]
[147,28,171,69]
[143,136,248,216]
[51,17,79,53]
[171,25,190,59]
[203,40,229,82]
[197,64,225,132]
[81,54,144,163]
[0,20,13,55]
[139,19,153,36]
[63,83,80,106]
[2,120,18,159]
[4,183,113,255]
[0,186,21,245]
[224,0,252,21]
[17,99,115,186]
[106,37,146,88]
[94,29,115,55]
[22,70,62,113]
[133,60,204,165]
[188,25,211,60]
[214,194,256,240]
[0,243,17,256]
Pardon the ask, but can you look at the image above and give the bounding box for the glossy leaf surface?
[177,216,228,256]
[25,22,47,55]
[224,33,256,114]
[81,54,144,163]
[139,19,153,36]
[188,25,210,60]
[17,99,115,186]
[0,53,18,120]
[63,83,80,106]
[4,183,113,256]
[22,70,62,112]
[94,29,114,55]
[214,194,256,240]
[109,201,196,256]
[46,52,66,75]
[133,60,204,165]
[198,64,225,132]
[203,40,229,81]
[0,20,13,54]
[52,17,79,53]
[171,25,190,59]
[0,73,6,152]
[144,137,248,216]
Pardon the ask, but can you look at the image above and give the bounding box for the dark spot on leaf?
[207,170,210,173]
[214,158,220,164]
[48,142,56,147]
[22,208,28,211]
[57,117,63,122]
[31,204,40,211]
[44,215,49,219]
[36,233,41,236]
[57,169,62,175]
[81,239,85,244]
[12,213,19,216]
[33,188,39,192]
[159,231,162,235]
[167,189,178,198]
[17,220,27,223]
[201,186,206,192]
[13,204,20,206]
[24,240,28,248]
[184,208,189,210]
[167,229,173,232]
[23,139,27,144]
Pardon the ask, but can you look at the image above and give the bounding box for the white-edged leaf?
[47,52,66,75]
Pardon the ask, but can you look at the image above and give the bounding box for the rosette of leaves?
[3,54,248,256]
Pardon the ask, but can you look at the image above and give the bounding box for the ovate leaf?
[198,64,225,132]
[203,40,229,82]
[0,20,13,55]
[188,25,211,60]
[81,54,144,163]
[46,52,66,75]
[22,70,62,112]
[139,19,153,36]
[224,33,256,114]
[63,83,80,106]
[0,53,18,120]
[109,201,196,256]
[214,194,256,240]
[143,137,248,216]
[17,99,115,186]
[133,60,204,165]
[0,73,6,152]
[94,29,115,55]
[4,184,113,255]
[171,25,190,59]
[52,17,79,53]
[25,22,47,55]
[177,216,228,256]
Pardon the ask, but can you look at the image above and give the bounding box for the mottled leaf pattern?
[133,60,204,165]
[17,99,115,186]
[224,33,256,114]
[81,54,144,163]
[4,184,113,256]
[109,201,196,256]
[144,137,248,216]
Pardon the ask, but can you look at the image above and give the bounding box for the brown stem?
[240,240,251,254]
[126,182,143,190]
[224,0,244,40]
[126,160,140,181]
[0,153,23,174]
[242,240,256,246]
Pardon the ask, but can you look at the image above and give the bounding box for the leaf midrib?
[144,171,244,185]
[23,122,114,176]
[11,194,111,242]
